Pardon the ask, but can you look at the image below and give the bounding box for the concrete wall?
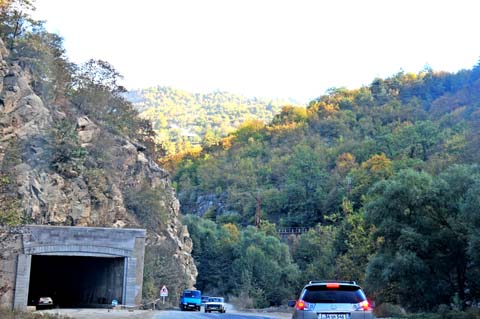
[12,226,146,310]
[0,228,23,309]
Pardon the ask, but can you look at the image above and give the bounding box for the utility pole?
[255,193,261,227]
[346,176,352,201]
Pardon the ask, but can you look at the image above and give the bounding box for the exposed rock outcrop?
[0,38,197,306]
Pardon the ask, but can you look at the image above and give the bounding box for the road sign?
[160,285,168,297]
[160,285,168,304]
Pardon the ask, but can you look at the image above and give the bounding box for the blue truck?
[179,289,202,311]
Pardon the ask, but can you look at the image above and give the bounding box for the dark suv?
[288,281,374,319]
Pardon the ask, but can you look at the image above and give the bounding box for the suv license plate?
[319,314,349,319]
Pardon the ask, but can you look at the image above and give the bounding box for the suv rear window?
[302,285,366,304]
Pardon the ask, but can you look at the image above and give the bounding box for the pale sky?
[33,0,480,104]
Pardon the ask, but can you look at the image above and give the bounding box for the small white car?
[204,297,226,313]
[37,296,53,309]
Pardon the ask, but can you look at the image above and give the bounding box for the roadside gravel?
[36,308,155,319]
[234,308,291,319]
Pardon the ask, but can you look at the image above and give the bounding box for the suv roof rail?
[308,280,357,285]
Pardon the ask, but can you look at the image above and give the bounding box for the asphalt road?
[37,307,291,319]
[150,310,290,319]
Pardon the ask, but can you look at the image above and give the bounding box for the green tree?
[183,215,235,295]
[334,207,377,285]
[460,173,480,300]
[282,143,327,226]
[349,153,393,209]
[291,225,336,284]
[231,227,299,306]
[271,105,308,125]
[70,59,156,150]
[0,140,24,225]
[184,215,298,306]
[0,0,36,50]
[365,167,478,310]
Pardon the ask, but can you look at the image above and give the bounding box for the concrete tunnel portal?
[28,255,125,308]
[13,226,146,310]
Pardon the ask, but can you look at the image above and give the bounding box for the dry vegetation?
[0,308,70,319]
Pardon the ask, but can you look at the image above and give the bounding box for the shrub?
[48,119,87,177]
[375,302,407,318]
[435,307,480,319]
[398,307,480,319]
[0,308,70,319]
[0,140,24,226]
[229,292,254,310]
[123,183,170,231]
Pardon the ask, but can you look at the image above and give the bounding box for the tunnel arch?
[25,244,132,257]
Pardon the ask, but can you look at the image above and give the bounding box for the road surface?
[38,308,291,319]
[150,310,290,319]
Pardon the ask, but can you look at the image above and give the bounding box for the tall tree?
[365,167,478,311]
[0,0,36,50]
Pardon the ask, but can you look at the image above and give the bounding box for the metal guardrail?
[277,227,310,235]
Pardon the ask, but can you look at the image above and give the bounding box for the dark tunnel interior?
[28,255,125,308]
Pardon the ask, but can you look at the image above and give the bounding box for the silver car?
[288,281,374,319]
[204,297,226,313]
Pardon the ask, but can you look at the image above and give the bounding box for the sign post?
[111,299,118,311]
[160,285,168,304]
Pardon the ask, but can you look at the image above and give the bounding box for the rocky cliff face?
[0,38,197,305]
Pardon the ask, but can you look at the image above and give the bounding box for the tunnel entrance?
[13,226,145,310]
[27,255,125,308]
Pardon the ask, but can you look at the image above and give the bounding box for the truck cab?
[179,289,202,311]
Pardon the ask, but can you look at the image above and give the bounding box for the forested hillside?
[171,66,480,314]
[126,86,292,155]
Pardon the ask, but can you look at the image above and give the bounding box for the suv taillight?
[296,300,309,310]
[355,300,372,311]
[326,283,340,288]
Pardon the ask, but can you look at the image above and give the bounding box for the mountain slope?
[170,65,480,311]
[172,67,480,225]
[127,86,295,154]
